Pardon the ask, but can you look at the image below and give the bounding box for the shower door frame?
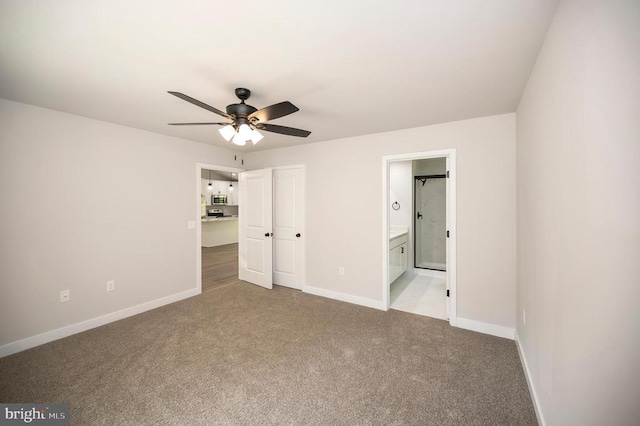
[382,149,457,326]
[414,173,447,272]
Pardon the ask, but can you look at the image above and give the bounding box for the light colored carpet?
[0,282,536,425]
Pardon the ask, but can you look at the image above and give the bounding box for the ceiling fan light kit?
[218,124,235,141]
[249,128,264,144]
[168,87,310,146]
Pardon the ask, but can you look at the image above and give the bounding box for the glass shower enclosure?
[414,175,446,271]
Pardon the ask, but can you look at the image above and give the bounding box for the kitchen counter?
[201,216,238,223]
[202,216,239,247]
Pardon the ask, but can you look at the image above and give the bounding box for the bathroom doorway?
[382,150,457,326]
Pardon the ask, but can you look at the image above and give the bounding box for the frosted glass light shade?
[232,133,247,146]
[250,129,264,144]
[218,125,235,141]
[220,123,264,146]
[237,124,252,140]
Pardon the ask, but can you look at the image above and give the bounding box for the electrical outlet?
[338,267,344,276]
[106,280,115,292]
[60,289,70,303]
[187,220,196,229]
[523,309,526,326]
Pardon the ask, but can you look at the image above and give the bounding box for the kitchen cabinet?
[208,180,224,196]
[202,178,214,206]
[227,181,237,205]
[201,178,238,205]
[214,180,239,199]
[216,180,239,204]
[389,232,408,284]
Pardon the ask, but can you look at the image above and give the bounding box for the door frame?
[381,149,457,326]
[196,162,245,293]
[414,173,447,272]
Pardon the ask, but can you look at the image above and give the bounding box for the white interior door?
[273,167,305,289]
[238,169,273,289]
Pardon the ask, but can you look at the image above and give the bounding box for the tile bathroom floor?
[390,270,447,320]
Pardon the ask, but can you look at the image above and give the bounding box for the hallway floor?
[390,270,447,320]
[202,243,239,292]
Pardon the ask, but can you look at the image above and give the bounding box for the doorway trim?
[196,162,245,293]
[381,149,457,326]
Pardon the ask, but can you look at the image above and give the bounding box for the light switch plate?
[187,220,196,229]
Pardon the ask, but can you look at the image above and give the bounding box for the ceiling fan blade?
[249,101,299,123]
[256,123,311,137]
[168,91,231,118]
[168,122,228,126]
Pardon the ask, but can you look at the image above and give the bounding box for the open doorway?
[196,163,244,293]
[382,150,457,326]
[390,158,447,319]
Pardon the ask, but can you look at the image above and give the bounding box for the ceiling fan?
[168,88,311,146]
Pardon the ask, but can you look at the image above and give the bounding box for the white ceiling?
[0,0,559,152]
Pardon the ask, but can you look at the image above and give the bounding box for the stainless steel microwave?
[212,194,227,205]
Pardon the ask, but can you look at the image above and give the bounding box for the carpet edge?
[0,287,200,358]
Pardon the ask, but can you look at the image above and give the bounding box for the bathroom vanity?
[389,226,408,283]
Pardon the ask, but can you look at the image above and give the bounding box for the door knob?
[265,233,272,237]
[296,233,301,238]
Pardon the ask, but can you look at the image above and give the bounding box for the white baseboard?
[0,287,200,358]
[455,317,515,340]
[302,285,385,310]
[515,330,546,426]
[299,286,516,343]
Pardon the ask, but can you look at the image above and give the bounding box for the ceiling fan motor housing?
[227,88,257,119]
[226,102,257,118]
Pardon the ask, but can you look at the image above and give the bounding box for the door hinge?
[447,230,450,238]
[447,290,450,297]
[446,170,450,178]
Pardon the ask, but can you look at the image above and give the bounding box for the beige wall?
[516,0,640,424]
[246,113,517,329]
[0,99,240,348]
